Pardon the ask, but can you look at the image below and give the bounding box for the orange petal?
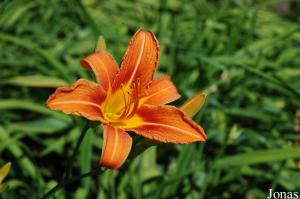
[100,125,132,169]
[112,29,159,92]
[180,92,207,118]
[129,105,206,143]
[141,75,180,105]
[80,51,119,91]
[46,79,106,121]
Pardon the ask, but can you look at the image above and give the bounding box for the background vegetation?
[1,0,300,198]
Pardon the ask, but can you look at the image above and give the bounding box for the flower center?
[102,80,140,124]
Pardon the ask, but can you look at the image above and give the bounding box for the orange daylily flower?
[46,29,207,169]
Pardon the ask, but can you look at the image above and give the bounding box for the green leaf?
[4,75,68,87]
[216,148,300,167]
[0,100,70,121]
[7,118,71,135]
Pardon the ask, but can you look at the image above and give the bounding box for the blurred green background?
[1,0,300,198]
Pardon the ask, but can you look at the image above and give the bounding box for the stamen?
[119,84,130,119]
[116,79,141,121]
[122,92,131,117]
[126,79,140,119]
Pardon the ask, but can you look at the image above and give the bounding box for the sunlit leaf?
[0,183,9,192]
[0,162,11,184]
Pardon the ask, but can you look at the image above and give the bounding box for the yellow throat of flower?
[102,81,141,127]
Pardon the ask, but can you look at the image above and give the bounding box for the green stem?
[40,120,90,199]
[65,121,90,179]
[41,166,105,199]
[199,135,229,199]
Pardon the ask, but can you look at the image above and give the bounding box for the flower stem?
[41,166,105,199]
[40,120,91,199]
[66,121,90,179]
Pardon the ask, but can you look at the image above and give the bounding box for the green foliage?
[1,0,300,198]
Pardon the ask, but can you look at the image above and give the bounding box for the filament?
[118,79,140,120]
